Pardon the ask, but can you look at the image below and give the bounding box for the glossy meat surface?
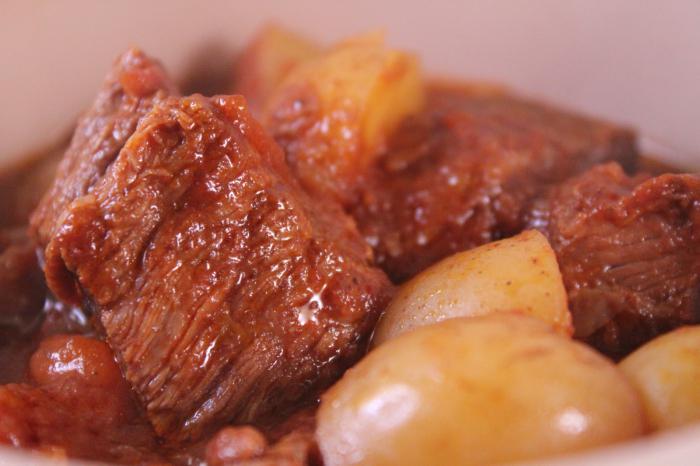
[30,48,177,249]
[528,163,700,357]
[43,94,392,441]
[352,85,639,282]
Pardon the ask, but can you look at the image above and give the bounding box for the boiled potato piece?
[372,230,572,346]
[318,314,645,466]
[233,24,320,114]
[264,32,424,204]
[620,326,700,431]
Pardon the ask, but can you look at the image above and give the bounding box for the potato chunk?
[620,326,700,431]
[233,24,320,114]
[318,314,645,466]
[372,230,572,345]
[264,32,425,204]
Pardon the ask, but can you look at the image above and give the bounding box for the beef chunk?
[43,94,392,441]
[352,86,639,282]
[528,163,700,357]
[30,48,177,250]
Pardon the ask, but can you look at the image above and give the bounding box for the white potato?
[318,314,645,466]
[619,326,700,431]
[233,24,320,114]
[372,230,572,346]
[268,31,424,153]
[264,32,424,203]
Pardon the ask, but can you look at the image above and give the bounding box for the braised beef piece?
[352,86,639,282]
[528,163,700,357]
[41,94,392,441]
[30,48,177,250]
[0,335,163,464]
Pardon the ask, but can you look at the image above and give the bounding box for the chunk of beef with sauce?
[30,48,177,250]
[43,94,392,441]
[352,85,639,282]
[0,335,163,464]
[527,163,700,357]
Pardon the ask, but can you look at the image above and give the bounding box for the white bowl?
[1,1,699,465]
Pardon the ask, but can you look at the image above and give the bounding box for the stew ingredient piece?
[43,94,392,441]
[528,162,700,357]
[205,422,320,466]
[352,85,639,282]
[232,24,321,116]
[0,335,163,464]
[264,33,424,206]
[30,47,177,252]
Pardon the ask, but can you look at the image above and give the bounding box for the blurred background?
[1,0,698,165]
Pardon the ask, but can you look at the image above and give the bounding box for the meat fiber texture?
[30,48,178,252]
[528,163,700,357]
[352,86,639,282]
[42,93,392,441]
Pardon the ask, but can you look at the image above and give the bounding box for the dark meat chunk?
[43,94,392,441]
[352,85,639,282]
[30,48,177,250]
[0,335,162,464]
[528,163,700,357]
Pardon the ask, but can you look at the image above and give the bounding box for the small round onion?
[319,314,644,466]
[620,325,700,431]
